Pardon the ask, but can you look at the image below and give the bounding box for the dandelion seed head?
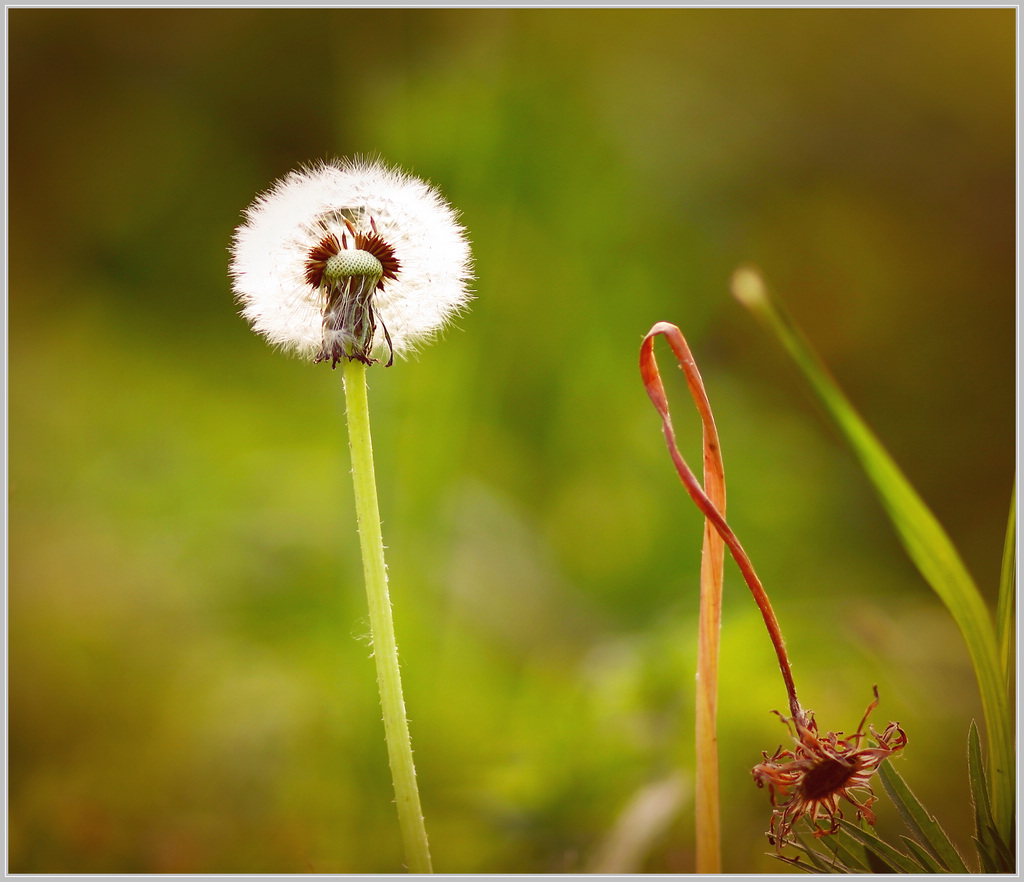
[230,157,473,367]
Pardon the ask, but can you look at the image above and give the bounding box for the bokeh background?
[9,8,1016,874]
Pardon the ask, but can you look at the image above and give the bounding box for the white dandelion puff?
[229,157,473,367]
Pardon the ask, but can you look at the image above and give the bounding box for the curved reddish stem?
[640,322,803,722]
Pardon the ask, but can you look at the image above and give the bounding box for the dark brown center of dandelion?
[303,218,401,369]
[799,756,859,801]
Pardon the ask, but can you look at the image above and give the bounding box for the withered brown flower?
[639,325,912,865]
[751,687,907,850]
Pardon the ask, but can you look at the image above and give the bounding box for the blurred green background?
[9,8,1015,874]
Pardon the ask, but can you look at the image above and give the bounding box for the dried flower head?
[230,158,473,367]
[751,687,907,851]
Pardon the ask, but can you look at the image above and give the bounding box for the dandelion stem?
[640,324,803,722]
[342,357,432,874]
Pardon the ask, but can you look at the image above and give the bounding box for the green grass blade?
[899,836,945,873]
[733,269,1013,842]
[828,831,871,872]
[838,820,922,873]
[878,760,969,872]
[996,479,1015,693]
[986,823,1015,871]
[968,719,996,872]
[790,832,835,872]
[791,831,851,873]
[971,836,997,874]
[769,853,830,874]
[971,832,1014,875]
[968,720,1014,873]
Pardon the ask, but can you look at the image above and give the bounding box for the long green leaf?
[732,269,1014,842]
[900,836,945,873]
[827,832,871,872]
[968,720,1014,873]
[792,831,849,873]
[878,760,969,872]
[968,719,996,872]
[996,479,1015,693]
[770,853,832,874]
[986,823,1015,871]
[838,821,922,874]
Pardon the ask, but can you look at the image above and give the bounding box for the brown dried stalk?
[640,322,802,722]
[640,322,906,857]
